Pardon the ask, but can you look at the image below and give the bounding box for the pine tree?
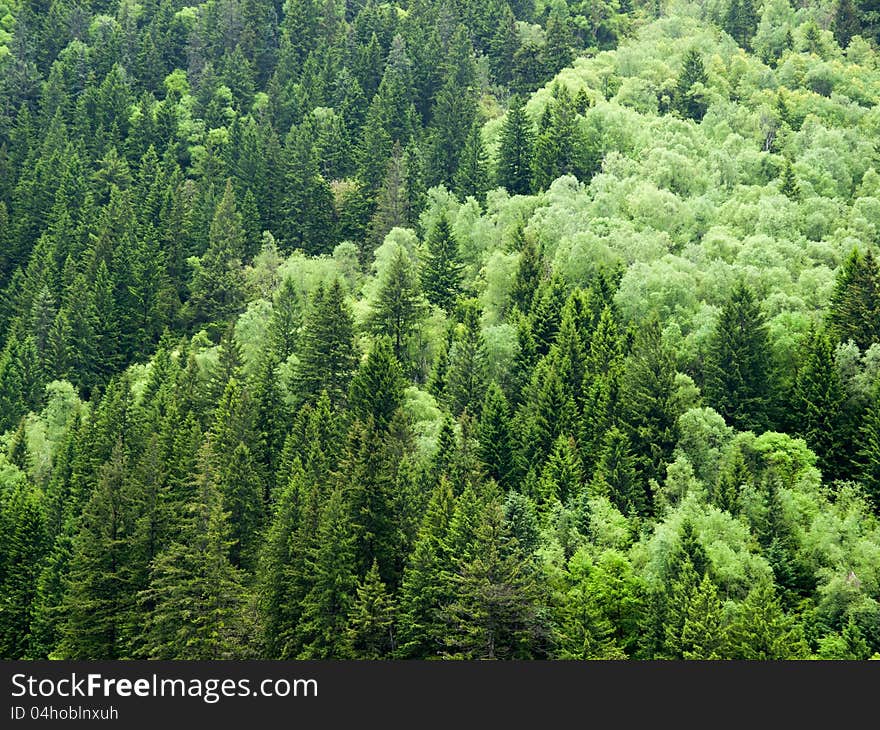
[532,85,589,191]
[140,445,254,659]
[703,282,776,433]
[445,301,489,417]
[496,94,534,195]
[368,246,427,365]
[57,442,136,659]
[294,279,359,407]
[349,337,406,432]
[344,560,397,658]
[420,214,463,313]
[828,248,880,351]
[675,48,709,121]
[187,180,246,333]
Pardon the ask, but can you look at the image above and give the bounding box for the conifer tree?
[344,560,397,658]
[858,381,880,512]
[726,582,809,659]
[780,158,800,200]
[442,498,547,659]
[0,480,47,658]
[703,282,776,433]
[268,275,302,362]
[792,327,850,481]
[349,337,406,432]
[294,280,359,407]
[454,121,490,203]
[445,301,489,417]
[140,445,253,659]
[828,248,880,351]
[187,180,246,333]
[368,246,426,365]
[477,383,517,489]
[619,319,680,493]
[420,214,463,313]
[296,486,359,658]
[496,94,534,195]
[674,48,709,121]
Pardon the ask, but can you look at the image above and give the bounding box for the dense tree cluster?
[2,0,880,660]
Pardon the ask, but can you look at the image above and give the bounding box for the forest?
[1,0,880,660]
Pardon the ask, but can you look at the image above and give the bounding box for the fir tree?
[420,214,463,313]
[496,94,534,195]
[703,282,776,433]
[674,48,709,121]
[140,445,254,659]
[828,248,880,351]
[349,337,406,432]
[445,301,489,417]
[294,279,359,407]
[368,246,427,365]
[344,560,397,658]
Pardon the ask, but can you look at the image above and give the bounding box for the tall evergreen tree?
[294,280,359,407]
[496,94,534,195]
[420,214,463,313]
[703,282,776,433]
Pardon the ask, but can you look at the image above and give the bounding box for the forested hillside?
[2,0,880,660]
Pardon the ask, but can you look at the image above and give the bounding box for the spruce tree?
[0,479,47,658]
[187,180,246,333]
[344,560,397,658]
[454,120,490,203]
[496,94,534,195]
[674,48,709,121]
[703,282,776,433]
[442,498,547,659]
[368,246,427,365]
[828,248,880,351]
[420,214,463,313]
[445,301,489,417]
[477,383,517,489]
[140,445,253,659]
[349,337,406,432]
[296,486,359,658]
[792,327,849,481]
[294,279,359,407]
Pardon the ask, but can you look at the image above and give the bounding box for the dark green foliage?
[445,302,489,417]
[420,215,463,313]
[140,445,254,659]
[703,282,776,433]
[496,94,534,195]
[619,319,680,492]
[828,248,880,351]
[441,498,548,659]
[294,280,359,407]
[187,180,247,334]
[675,48,709,121]
[791,327,850,481]
[368,246,426,365]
